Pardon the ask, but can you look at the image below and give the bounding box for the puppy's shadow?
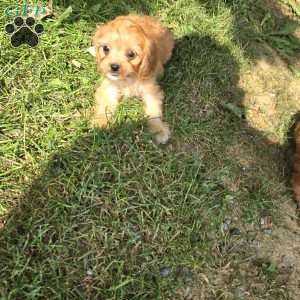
[164,34,244,139]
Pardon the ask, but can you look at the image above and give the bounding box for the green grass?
[0,0,299,299]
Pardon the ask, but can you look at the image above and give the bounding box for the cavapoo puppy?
[90,15,174,144]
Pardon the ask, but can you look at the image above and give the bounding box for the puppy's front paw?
[92,114,110,128]
[154,124,171,144]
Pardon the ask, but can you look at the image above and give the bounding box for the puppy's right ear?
[92,25,106,64]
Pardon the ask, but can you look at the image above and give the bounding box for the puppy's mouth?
[107,72,120,81]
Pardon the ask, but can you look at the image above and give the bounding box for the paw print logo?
[5,16,44,48]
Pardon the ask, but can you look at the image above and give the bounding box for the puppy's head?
[92,17,157,81]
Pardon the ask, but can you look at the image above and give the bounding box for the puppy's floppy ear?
[92,24,107,65]
[138,36,158,80]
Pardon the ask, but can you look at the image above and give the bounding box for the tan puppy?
[91,15,174,144]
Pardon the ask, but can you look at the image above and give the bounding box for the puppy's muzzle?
[108,64,121,80]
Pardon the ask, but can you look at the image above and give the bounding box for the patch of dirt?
[254,202,300,300]
[175,202,300,299]
[241,43,300,144]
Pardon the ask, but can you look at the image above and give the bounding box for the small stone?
[222,218,231,232]
[159,266,173,277]
[86,269,93,276]
[279,255,292,271]
[223,222,230,232]
[263,228,272,235]
[229,227,241,236]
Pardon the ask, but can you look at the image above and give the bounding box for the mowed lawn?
[0,0,300,299]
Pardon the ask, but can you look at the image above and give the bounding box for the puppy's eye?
[126,50,136,60]
[102,45,110,55]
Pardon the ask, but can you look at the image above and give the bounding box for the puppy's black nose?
[110,64,120,72]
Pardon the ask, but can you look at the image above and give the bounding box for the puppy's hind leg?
[93,81,120,128]
[142,84,170,144]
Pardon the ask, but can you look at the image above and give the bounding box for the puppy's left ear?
[138,36,158,80]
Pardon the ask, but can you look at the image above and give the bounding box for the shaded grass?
[0,0,299,299]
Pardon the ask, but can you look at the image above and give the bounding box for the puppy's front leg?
[142,83,170,144]
[93,80,120,128]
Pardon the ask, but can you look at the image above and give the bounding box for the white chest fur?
[116,78,142,99]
